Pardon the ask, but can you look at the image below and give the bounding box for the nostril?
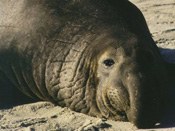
[126,72,130,79]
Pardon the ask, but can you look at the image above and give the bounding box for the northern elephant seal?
[0,0,167,128]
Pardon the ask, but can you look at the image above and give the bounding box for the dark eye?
[103,59,115,67]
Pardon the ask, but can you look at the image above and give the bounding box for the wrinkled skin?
[0,0,167,128]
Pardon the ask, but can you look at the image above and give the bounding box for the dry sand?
[0,0,175,130]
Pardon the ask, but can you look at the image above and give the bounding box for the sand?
[0,0,175,130]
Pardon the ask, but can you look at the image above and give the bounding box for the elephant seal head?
[77,0,168,128]
[89,33,167,128]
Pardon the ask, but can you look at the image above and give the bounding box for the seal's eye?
[103,59,115,67]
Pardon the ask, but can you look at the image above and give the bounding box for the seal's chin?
[100,90,129,121]
[107,107,128,122]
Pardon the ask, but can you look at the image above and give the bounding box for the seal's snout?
[127,110,157,129]
[96,44,165,128]
[106,62,160,128]
[124,70,159,129]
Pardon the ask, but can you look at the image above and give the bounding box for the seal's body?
[0,0,167,128]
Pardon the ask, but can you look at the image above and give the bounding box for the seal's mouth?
[100,83,161,129]
[96,75,162,129]
[101,87,129,121]
[96,85,129,121]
